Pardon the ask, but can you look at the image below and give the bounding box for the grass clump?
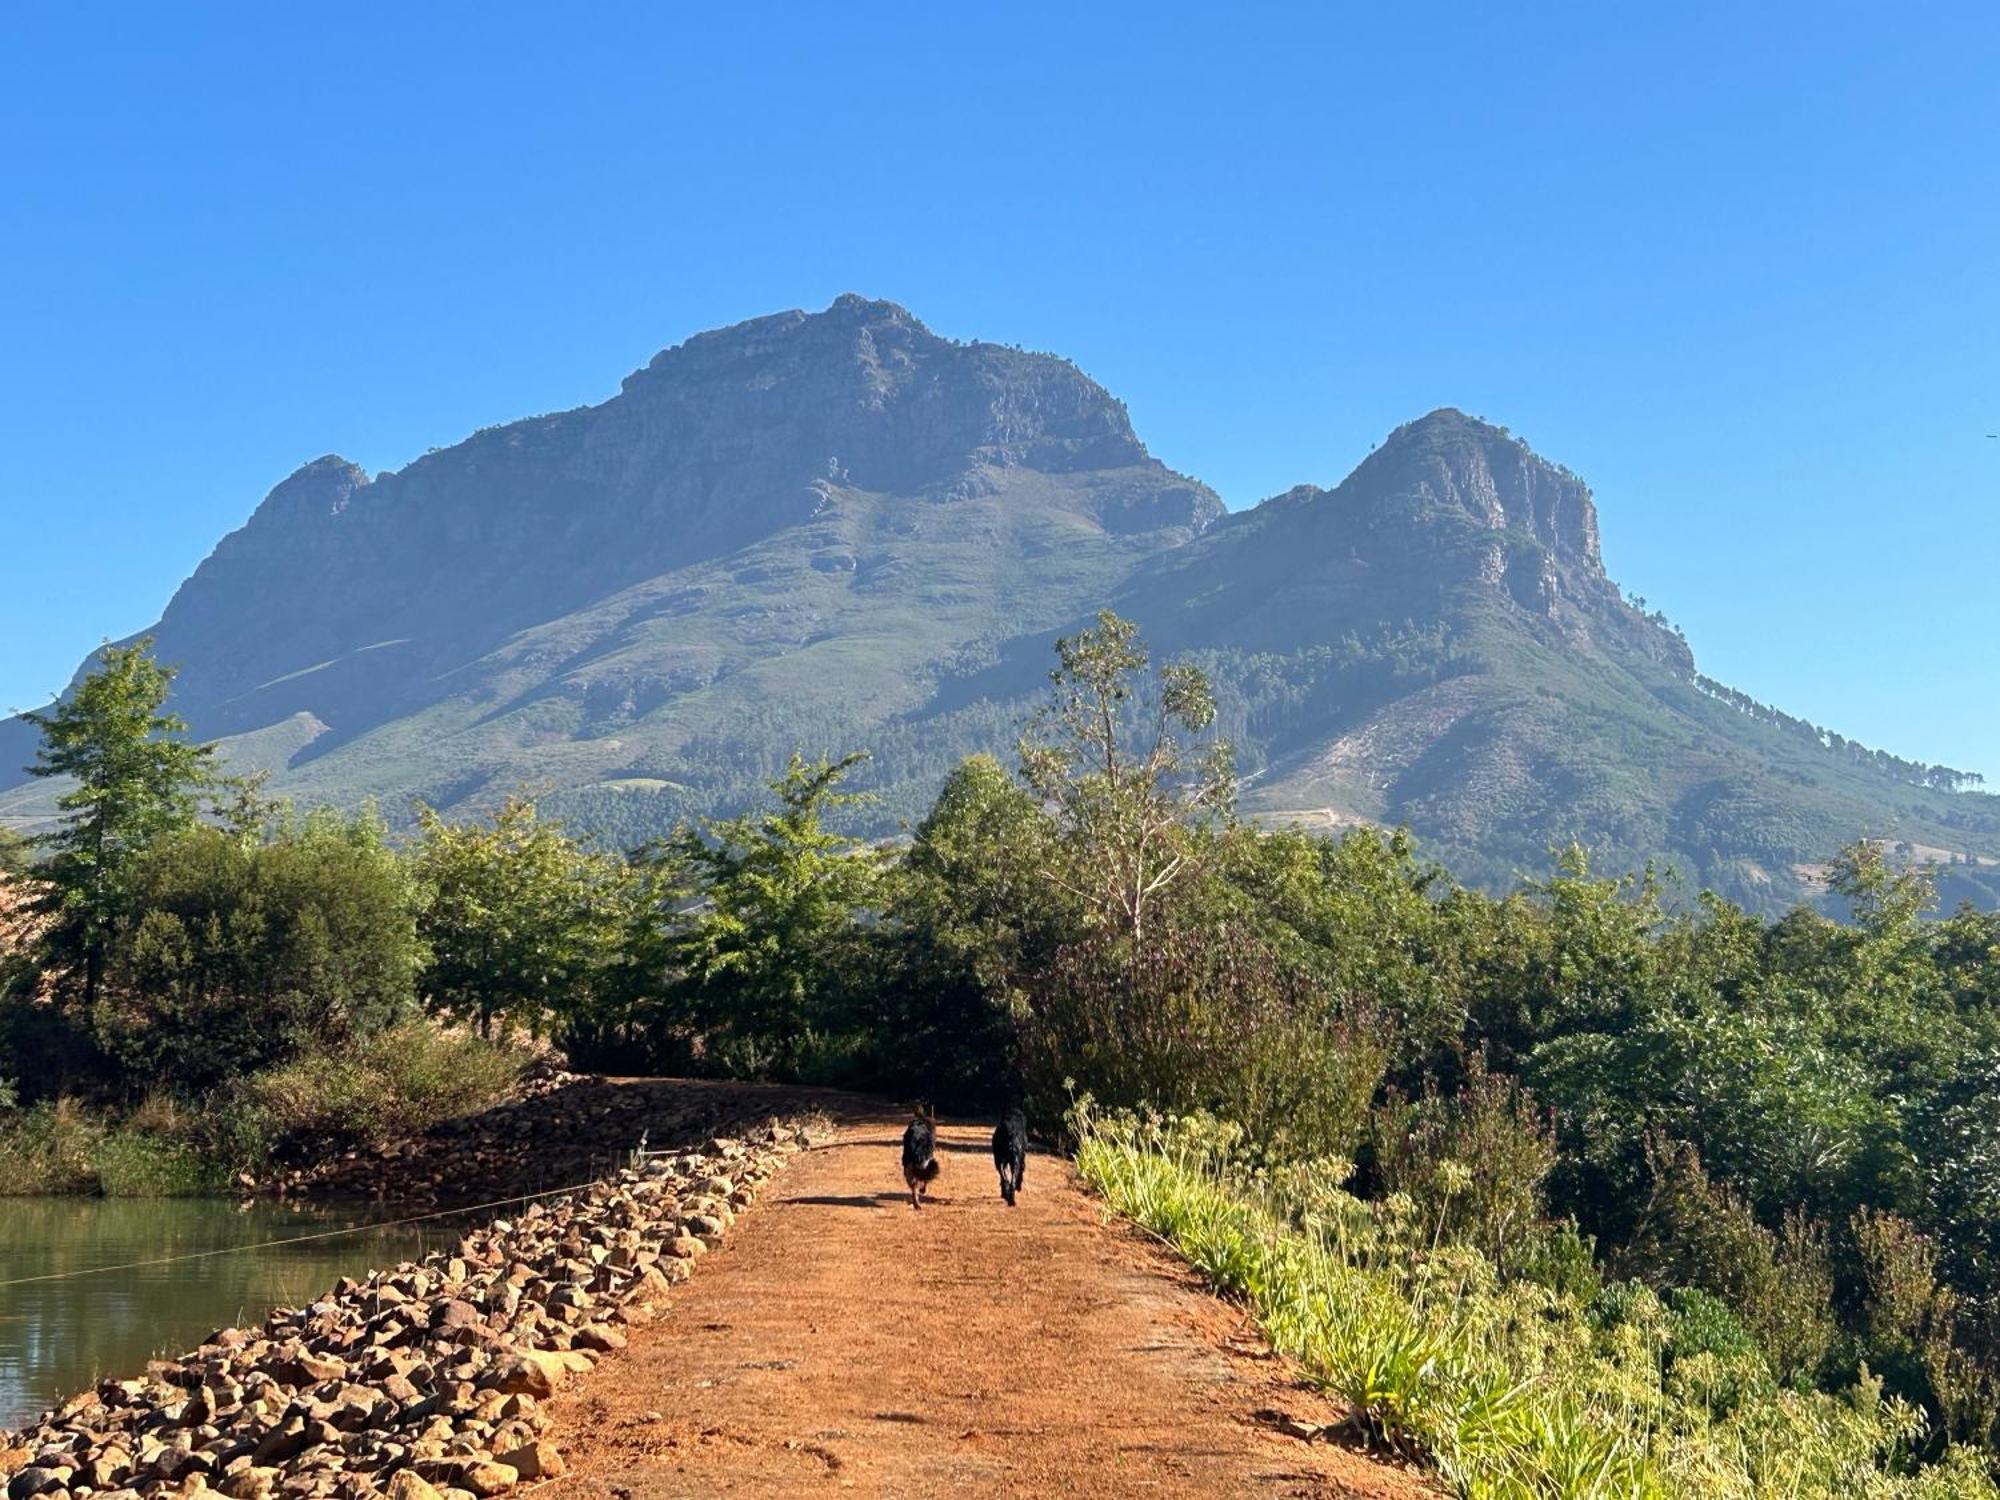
[0,1100,108,1194]
[224,1021,532,1160]
[0,1097,224,1196]
[1071,1102,1997,1500]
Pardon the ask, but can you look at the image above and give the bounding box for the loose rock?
[0,1095,815,1500]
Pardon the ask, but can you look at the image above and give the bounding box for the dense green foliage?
[647,752,882,1077]
[98,810,423,1090]
[410,795,628,1038]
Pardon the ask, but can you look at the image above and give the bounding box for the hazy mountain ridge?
[5,297,1995,913]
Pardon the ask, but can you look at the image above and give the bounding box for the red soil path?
[539,1112,1436,1499]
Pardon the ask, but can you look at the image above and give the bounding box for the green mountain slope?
[4,299,1994,911]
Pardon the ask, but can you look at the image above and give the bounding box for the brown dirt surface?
[540,1111,1438,1499]
[288,1077,865,1205]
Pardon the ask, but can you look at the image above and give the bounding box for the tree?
[661,752,879,1076]
[95,807,423,1090]
[21,639,215,1018]
[873,754,1072,1103]
[411,794,628,1038]
[1018,611,1232,942]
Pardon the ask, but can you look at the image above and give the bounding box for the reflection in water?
[0,1197,459,1432]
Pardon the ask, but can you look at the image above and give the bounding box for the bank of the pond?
[0,1201,474,1433]
[0,1111,818,1500]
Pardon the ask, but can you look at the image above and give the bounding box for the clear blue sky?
[3,3,1996,773]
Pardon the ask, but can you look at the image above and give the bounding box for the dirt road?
[540,1114,1433,1499]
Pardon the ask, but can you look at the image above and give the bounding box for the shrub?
[225,1021,531,1163]
[94,811,422,1092]
[90,1126,217,1196]
[1024,922,1384,1161]
[1623,1134,1837,1385]
[1371,1062,1557,1273]
[1514,1219,1602,1303]
[1854,1207,2000,1450]
[0,1099,104,1194]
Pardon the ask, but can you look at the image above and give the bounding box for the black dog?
[992,1107,1027,1206]
[902,1104,941,1210]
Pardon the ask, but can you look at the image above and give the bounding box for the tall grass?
[1071,1102,1996,1500]
[0,1098,222,1196]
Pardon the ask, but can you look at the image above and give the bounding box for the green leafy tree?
[662,752,879,1076]
[95,807,423,1091]
[411,794,628,1038]
[1212,823,1471,1079]
[21,639,215,1018]
[873,754,1073,1103]
[0,827,31,874]
[1018,610,1232,943]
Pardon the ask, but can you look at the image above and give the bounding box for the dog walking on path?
[993,1107,1027,1206]
[901,1104,941,1209]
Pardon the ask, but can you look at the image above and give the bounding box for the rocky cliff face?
[1352,409,1602,567]
[1123,408,1691,674]
[122,296,1219,742]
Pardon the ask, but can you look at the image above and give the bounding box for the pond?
[0,1196,466,1433]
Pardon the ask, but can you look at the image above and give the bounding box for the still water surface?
[0,1197,460,1432]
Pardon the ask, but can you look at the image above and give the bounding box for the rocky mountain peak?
[257,455,371,524]
[1354,408,1603,571]
[612,295,1156,492]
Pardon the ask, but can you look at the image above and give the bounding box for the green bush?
[226,1020,531,1161]
[0,1096,220,1196]
[90,1127,217,1196]
[1371,1061,1556,1273]
[95,810,423,1093]
[0,1100,105,1194]
[1023,922,1385,1162]
[1666,1287,1760,1364]
[1622,1134,1838,1386]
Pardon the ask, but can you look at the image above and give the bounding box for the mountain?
[4,297,1996,912]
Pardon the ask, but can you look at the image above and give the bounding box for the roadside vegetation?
[1074,1105,1995,1498]
[7,619,2000,1489]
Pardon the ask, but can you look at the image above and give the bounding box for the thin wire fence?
[0,1168,642,1291]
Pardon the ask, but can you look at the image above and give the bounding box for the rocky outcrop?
[1349,409,1603,568]
[0,1117,821,1500]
